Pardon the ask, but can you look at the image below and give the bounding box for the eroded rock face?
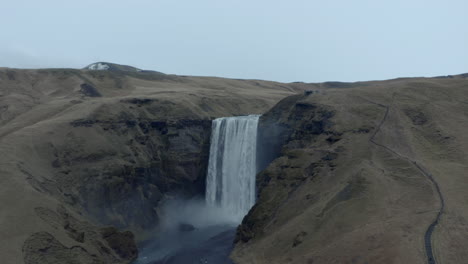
[237,94,337,243]
[0,67,305,264]
[16,100,214,249]
[23,230,137,264]
[23,232,99,264]
[51,115,212,234]
[100,227,138,260]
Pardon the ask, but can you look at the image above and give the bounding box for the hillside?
[0,64,467,264]
[233,75,468,263]
[0,64,305,264]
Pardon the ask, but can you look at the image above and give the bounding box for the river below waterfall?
[137,225,235,264]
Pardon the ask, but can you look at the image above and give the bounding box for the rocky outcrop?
[23,232,98,264]
[80,83,102,97]
[0,65,304,264]
[24,206,137,264]
[47,113,213,234]
[238,94,337,243]
[100,227,138,260]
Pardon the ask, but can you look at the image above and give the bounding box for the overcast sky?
[1,0,467,82]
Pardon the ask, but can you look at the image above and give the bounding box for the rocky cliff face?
[238,94,337,244]
[0,65,304,264]
[232,76,468,264]
[23,205,138,264]
[10,98,215,262]
[3,65,467,264]
[59,112,213,234]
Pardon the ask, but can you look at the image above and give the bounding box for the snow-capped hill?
[82,62,167,78]
[87,62,110,70]
[83,62,146,72]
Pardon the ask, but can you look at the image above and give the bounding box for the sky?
[0,0,467,83]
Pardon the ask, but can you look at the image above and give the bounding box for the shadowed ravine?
[368,95,445,264]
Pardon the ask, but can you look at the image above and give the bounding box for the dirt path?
[368,98,445,264]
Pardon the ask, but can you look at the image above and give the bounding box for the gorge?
[137,115,261,263]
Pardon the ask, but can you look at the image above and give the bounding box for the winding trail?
[367,97,445,264]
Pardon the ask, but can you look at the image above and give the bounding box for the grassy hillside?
[232,74,468,264]
[0,66,305,264]
[0,65,466,264]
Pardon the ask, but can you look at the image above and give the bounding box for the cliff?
[232,75,468,263]
[1,65,467,264]
[0,66,304,264]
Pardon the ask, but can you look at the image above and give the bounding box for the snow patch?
[87,63,110,70]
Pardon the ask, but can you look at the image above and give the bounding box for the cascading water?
[137,115,260,264]
[205,115,260,222]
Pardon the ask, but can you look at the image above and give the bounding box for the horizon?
[1,61,467,84]
[1,0,467,83]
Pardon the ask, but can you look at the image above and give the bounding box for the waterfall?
[205,115,260,222]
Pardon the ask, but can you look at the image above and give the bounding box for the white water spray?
[205,115,260,222]
[137,115,260,263]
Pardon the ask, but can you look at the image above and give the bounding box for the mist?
[135,115,261,263]
[136,198,237,264]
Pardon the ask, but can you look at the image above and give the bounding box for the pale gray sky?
[1,0,467,82]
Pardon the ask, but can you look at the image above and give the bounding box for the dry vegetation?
[232,75,468,264]
[0,66,466,264]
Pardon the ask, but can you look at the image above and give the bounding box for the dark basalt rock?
[62,117,212,233]
[121,98,155,105]
[403,108,428,125]
[292,231,308,247]
[326,134,342,144]
[236,94,337,243]
[101,227,138,260]
[23,232,97,264]
[80,83,102,97]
